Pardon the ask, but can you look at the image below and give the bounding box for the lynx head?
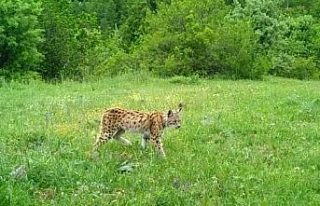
[166,103,183,129]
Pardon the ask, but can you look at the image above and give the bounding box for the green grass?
[1,74,320,205]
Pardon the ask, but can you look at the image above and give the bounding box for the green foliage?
[279,15,316,56]
[292,57,319,80]
[270,15,320,79]
[82,0,150,50]
[284,0,320,18]
[125,0,268,79]
[80,0,123,35]
[1,0,320,81]
[100,50,136,76]
[231,0,320,80]
[39,0,105,81]
[231,0,284,49]
[0,0,43,79]
[117,1,149,50]
[270,55,319,80]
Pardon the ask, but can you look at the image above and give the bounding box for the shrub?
[131,0,270,79]
[292,57,319,80]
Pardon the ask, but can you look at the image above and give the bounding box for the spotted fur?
[92,104,182,158]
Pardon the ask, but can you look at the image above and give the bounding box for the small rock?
[10,165,27,180]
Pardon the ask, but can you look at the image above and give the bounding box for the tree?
[39,0,104,80]
[129,0,268,79]
[230,0,320,80]
[0,0,43,79]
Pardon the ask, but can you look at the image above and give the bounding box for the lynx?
[92,104,182,158]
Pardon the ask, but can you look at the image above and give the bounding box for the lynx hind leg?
[114,129,132,146]
[92,131,113,153]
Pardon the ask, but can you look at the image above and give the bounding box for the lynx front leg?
[151,134,166,158]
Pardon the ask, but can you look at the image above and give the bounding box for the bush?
[270,55,319,80]
[293,57,319,80]
[128,0,270,79]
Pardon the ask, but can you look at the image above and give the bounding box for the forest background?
[1,0,320,82]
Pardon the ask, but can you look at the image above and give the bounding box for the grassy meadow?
[0,74,320,205]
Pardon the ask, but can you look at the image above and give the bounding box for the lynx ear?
[167,110,173,117]
[178,103,183,112]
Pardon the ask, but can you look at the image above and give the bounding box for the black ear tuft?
[178,103,183,112]
[167,110,173,117]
